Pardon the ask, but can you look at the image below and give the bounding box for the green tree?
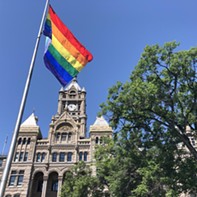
[101,41,197,158]
[95,136,184,196]
[61,162,104,197]
[61,42,197,197]
[98,42,197,196]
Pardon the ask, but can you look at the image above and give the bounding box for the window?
[9,170,25,187]
[17,170,24,186]
[37,180,43,192]
[5,195,11,197]
[68,133,72,142]
[27,138,31,145]
[56,133,60,141]
[84,152,88,161]
[18,138,22,145]
[14,152,19,162]
[52,152,57,162]
[79,152,83,161]
[14,194,20,197]
[15,152,28,162]
[70,90,76,94]
[9,171,17,186]
[95,137,99,144]
[0,159,2,167]
[69,90,76,98]
[67,152,72,162]
[24,152,28,161]
[59,152,65,162]
[41,153,46,162]
[51,180,58,192]
[19,152,24,162]
[61,133,67,141]
[36,153,41,162]
[22,138,26,145]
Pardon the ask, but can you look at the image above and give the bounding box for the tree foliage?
[61,42,197,197]
[61,162,104,197]
[101,41,197,158]
[98,42,197,196]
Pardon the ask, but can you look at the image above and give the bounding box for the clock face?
[68,104,77,111]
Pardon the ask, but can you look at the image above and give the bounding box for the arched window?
[59,152,65,162]
[46,172,58,195]
[41,153,46,162]
[69,90,76,98]
[27,138,31,145]
[37,180,43,192]
[61,133,67,141]
[14,152,19,162]
[67,152,72,162]
[68,132,72,142]
[51,180,58,191]
[22,138,26,145]
[18,138,22,145]
[36,153,41,162]
[79,152,83,161]
[84,152,88,161]
[56,132,60,142]
[52,152,57,162]
[5,195,11,197]
[24,152,28,161]
[70,90,76,94]
[32,172,44,195]
[19,152,24,162]
[95,137,99,144]
[29,171,44,197]
[14,195,20,197]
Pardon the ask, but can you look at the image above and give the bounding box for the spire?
[21,113,38,127]
[90,116,113,133]
[65,77,82,91]
[93,116,109,126]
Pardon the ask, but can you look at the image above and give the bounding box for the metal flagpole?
[0,0,49,196]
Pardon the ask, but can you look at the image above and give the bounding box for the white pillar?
[57,177,63,197]
[41,177,47,197]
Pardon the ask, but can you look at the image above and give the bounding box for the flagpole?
[0,0,49,196]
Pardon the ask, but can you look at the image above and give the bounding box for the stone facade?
[1,78,112,197]
[0,155,7,187]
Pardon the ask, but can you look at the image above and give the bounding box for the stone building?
[1,78,112,197]
[0,155,7,186]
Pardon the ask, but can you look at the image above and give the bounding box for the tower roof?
[21,113,38,127]
[93,116,109,126]
[90,116,113,133]
[65,77,82,91]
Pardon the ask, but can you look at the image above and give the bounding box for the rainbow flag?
[43,5,93,86]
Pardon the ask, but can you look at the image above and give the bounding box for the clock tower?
[57,77,87,138]
[2,77,113,197]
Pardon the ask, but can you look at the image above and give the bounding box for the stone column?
[57,176,63,197]
[41,176,48,197]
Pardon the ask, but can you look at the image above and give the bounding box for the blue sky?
[0,0,197,154]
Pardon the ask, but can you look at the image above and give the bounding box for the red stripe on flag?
[49,6,93,62]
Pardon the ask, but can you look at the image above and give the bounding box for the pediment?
[52,111,78,132]
[56,123,73,132]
